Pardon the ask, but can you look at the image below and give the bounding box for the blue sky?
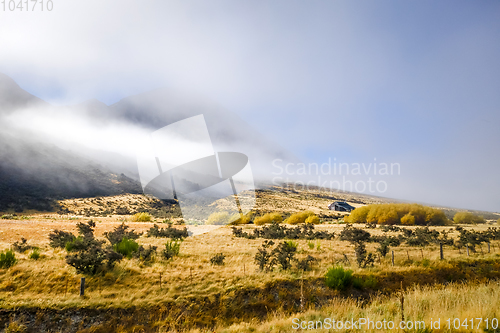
[0,0,499,211]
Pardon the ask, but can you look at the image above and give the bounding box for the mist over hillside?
[0,74,298,211]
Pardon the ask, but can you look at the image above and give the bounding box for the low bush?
[210,253,226,265]
[339,224,371,243]
[48,230,76,248]
[254,212,283,225]
[296,255,316,271]
[113,237,139,259]
[272,241,297,270]
[284,211,315,225]
[229,212,254,225]
[254,240,276,272]
[163,240,181,260]
[234,222,334,240]
[453,212,486,224]
[132,212,151,222]
[325,266,353,290]
[305,215,320,224]
[104,223,142,245]
[12,238,34,252]
[134,245,157,264]
[0,250,17,268]
[147,224,188,239]
[61,220,123,275]
[29,248,41,260]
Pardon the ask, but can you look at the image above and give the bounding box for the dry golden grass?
[1,217,499,311]
[203,280,500,333]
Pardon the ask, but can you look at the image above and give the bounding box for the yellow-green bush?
[254,212,283,225]
[229,211,254,225]
[305,215,320,224]
[453,212,486,224]
[498,218,500,225]
[345,203,448,225]
[401,213,415,225]
[132,212,151,222]
[284,211,315,225]
[206,211,231,225]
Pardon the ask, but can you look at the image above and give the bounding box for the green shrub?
[210,253,226,265]
[113,237,139,259]
[132,212,151,222]
[353,275,378,289]
[254,212,283,225]
[163,240,181,260]
[206,211,231,225]
[284,211,315,225]
[453,212,486,224]
[29,248,41,260]
[305,215,320,224]
[307,241,315,250]
[497,218,500,225]
[0,250,17,268]
[325,266,353,290]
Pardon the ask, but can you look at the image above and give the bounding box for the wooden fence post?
[420,249,424,260]
[80,277,85,297]
[159,273,162,290]
[440,243,444,260]
[467,245,470,256]
[488,243,491,253]
[392,251,395,266]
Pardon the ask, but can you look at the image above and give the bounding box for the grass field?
[1,188,500,332]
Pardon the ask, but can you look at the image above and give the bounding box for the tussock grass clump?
[131,212,151,222]
[254,212,283,225]
[454,211,486,224]
[28,248,41,260]
[345,203,449,225]
[0,250,17,268]
[284,211,316,225]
